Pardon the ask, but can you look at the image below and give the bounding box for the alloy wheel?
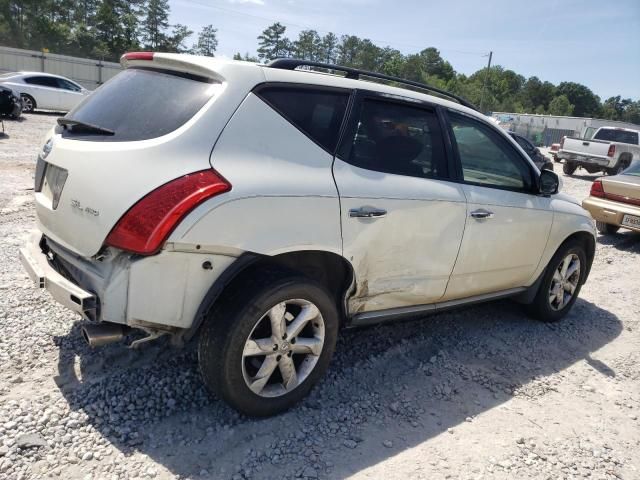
[548,253,581,311]
[21,96,33,112]
[241,299,325,398]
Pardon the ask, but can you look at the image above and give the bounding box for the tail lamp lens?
[122,52,154,61]
[105,169,231,255]
[590,179,605,198]
[607,144,616,157]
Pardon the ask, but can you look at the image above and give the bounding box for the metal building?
[491,112,640,146]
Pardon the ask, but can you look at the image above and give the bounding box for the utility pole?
[479,51,493,113]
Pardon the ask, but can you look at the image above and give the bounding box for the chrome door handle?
[349,206,387,218]
[470,209,494,219]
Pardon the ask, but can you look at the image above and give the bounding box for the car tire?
[198,268,339,417]
[606,158,630,176]
[563,162,577,175]
[526,239,587,323]
[21,94,36,113]
[596,221,619,235]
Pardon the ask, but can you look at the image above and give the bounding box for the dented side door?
[333,92,467,314]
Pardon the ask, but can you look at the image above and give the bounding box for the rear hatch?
[34,54,261,257]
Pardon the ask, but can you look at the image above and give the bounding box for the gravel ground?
[0,114,639,480]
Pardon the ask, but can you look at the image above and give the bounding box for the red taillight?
[590,179,605,198]
[607,144,616,157]
[105,170,231,255]
[122,51,154,61]
[560,136,565,149]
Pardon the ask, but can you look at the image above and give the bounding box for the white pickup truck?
[557,126,639,176]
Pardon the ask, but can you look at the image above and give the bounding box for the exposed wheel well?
[180,250,355,346]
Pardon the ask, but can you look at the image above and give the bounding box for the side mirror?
[539,169,560,195]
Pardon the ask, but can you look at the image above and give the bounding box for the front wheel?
[198,270,339,416]
[563,162,577,175]
[526,239,587,322]
[20,94,35,113]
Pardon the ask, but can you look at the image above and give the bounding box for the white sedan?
[0,72,90,113]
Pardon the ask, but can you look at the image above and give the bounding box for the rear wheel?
[198,270,339,417]
[21,94,35,113]
[563,162,577,175]
[526,239,586,322]
[596,221,620,235]
[607,158,630,176]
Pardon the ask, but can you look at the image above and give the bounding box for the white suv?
[20,53,596,416]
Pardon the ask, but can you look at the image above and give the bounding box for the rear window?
[60,68,217,142]
[594,128,639,145]
[256,86,349,153]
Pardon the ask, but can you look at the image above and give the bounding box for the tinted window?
[450,112,532,190]
[345,99,447,179]
[25,76,59,88]
[257,86,349,152]
[60,68,217,142]
[513,134,534,152]
[623,161,640,176]
[593,128,639,145]
[57,78,81,92]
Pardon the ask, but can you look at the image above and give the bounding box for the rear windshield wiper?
[57,118,115,136]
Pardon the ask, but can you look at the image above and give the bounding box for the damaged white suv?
[21,53,596,416]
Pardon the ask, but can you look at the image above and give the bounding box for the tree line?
[0,0,218,59]
[1,2,638,123]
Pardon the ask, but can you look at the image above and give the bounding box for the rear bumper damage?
[20,233,98,321]
[19,231,237,346]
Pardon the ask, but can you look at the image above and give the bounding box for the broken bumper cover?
[19,234,97,320]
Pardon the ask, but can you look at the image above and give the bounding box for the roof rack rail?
[267,58,479,112]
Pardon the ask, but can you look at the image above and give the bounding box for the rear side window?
[345,98,448,179]
[25,76,59,88]
[60,68,217,142]
[57,78,81,92]
[593,128,639,145]
[256,86,349,153]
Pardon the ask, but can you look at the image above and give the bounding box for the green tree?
[520,76,556,111]
[233,52,259,62]
[293,29,321,60]
[420,47,454,81]
[548,95,574,116]
[257,22,291,61]
[621,101,640,124]
[163,23,192,53]
[141,0,169,49]
[556,82,600,117]
[193,24,217,56]
[337,35,361,66]
[94,0,140,60]
[319,32,338,63]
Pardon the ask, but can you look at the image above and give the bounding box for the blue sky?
[170,0,640,100]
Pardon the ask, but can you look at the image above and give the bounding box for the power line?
[175,0,488,57]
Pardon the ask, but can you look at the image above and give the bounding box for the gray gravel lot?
[0,114,639,480]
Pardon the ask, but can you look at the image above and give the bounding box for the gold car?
[582,161,640,234]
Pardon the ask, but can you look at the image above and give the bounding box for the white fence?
[0,46,122,91]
